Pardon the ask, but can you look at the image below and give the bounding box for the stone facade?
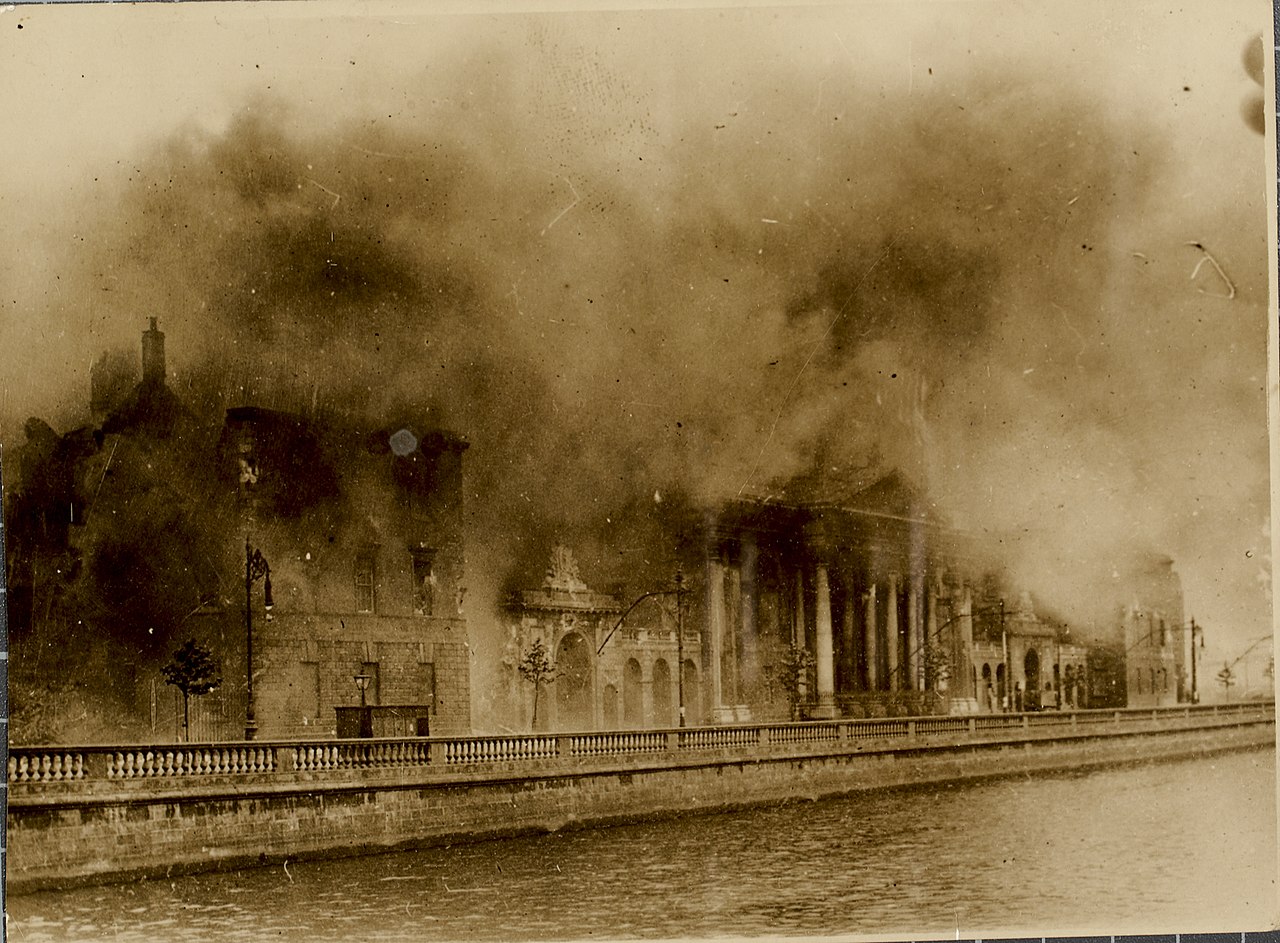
[693,474,978,723]
[7,319,473,743]
[691,474,1189,721]
[185,406,472,739]
[502,547,701,731]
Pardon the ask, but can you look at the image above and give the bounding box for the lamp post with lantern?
[353,672,374,738]
[598,566,691,727]
[244,539,273,741]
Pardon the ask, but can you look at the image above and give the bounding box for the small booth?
[335,705,432,739]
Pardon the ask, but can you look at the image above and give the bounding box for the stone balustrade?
[10,701,1272,793]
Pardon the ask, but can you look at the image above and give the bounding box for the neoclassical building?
[694,472,979,722]
[502,547,701,731]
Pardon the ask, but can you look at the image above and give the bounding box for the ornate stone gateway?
[503,546,699,731]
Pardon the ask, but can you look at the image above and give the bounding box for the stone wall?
[8,706,1272,893]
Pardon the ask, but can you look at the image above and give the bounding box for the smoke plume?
[5,21,1270,711]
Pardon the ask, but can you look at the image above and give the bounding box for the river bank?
[8,701,1274,893]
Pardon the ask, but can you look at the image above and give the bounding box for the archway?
[623,658,643,728]
[995,663,1006,709]
[653,659,672,727]
[555,632,593,730]
[981,663,993,711]
[1024,649,1040,710]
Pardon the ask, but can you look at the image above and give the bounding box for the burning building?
[7,320,1195,743]
[492,470,1190,731]
[501,545,701,732]
[6,320,472,742]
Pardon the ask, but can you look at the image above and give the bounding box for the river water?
[7,748,1277,941]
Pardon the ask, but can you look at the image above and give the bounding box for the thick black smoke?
[7,36,1270,712]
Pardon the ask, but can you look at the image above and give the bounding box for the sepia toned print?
[2,0,1275,938]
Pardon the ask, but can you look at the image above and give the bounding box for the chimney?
[142,317,165,387]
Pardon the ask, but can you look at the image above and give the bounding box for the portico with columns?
[697,472,980,723]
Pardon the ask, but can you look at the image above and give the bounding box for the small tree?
[518,639,557,730]
[924,642,952,693]
[1216,662,1236,699]
[162,638,222,741]
[771,642,815,721]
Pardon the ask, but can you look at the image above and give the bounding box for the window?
[354,553,376,613]
[411,550,436,616]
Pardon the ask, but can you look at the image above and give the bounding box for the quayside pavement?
[8,701,1274,892]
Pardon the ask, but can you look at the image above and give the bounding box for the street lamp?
[897,598,1009,712]
[353,672,373,738]
[675,567,686,728]
[598,567,690,727]
[244,538,273,741]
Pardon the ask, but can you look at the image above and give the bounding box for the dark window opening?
[412,550,436,616]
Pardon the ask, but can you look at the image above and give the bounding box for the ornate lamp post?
[353,673,373,738]
[244,538,273,740]
[675,567,686,728]
[599,567,691,727]
[1189,618,1203,703]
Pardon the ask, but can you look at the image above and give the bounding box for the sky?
[0,0,1274,684]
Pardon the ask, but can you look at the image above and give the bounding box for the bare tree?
[162,638,222,741]
[518,639,557,730]
[1215,662,1236,699]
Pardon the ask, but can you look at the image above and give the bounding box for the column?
[726,560,741,707]
[925,579,939,692]
[908,575,923,691]
[958,582,975,699]
[863,582,879,691]
[640,664,654,729]
[793,566,807,650]
[792,566,807,702]
[739,536,759,711]
[707,551,726,721]
[886,574,900,692]
[813,561,836,719]
[841,562,857,694]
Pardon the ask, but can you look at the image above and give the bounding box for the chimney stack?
[142,317,165,387]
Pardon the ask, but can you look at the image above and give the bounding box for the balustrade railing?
[678,726,761,751]
[9,751,86,783]
[10,701,1271,790]
[569,731,667,756]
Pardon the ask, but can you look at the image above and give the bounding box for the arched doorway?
[623,658,643,728]
[682,659,700,725]
[1024,649,1040,710]
[652,659,672,727]
[556,632,593,730]
[981,663,993,711]
[996,663,1006,710]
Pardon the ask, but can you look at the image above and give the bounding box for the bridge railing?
[9,700,1273,787]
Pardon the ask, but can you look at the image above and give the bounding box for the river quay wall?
[8,702,1274,893]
